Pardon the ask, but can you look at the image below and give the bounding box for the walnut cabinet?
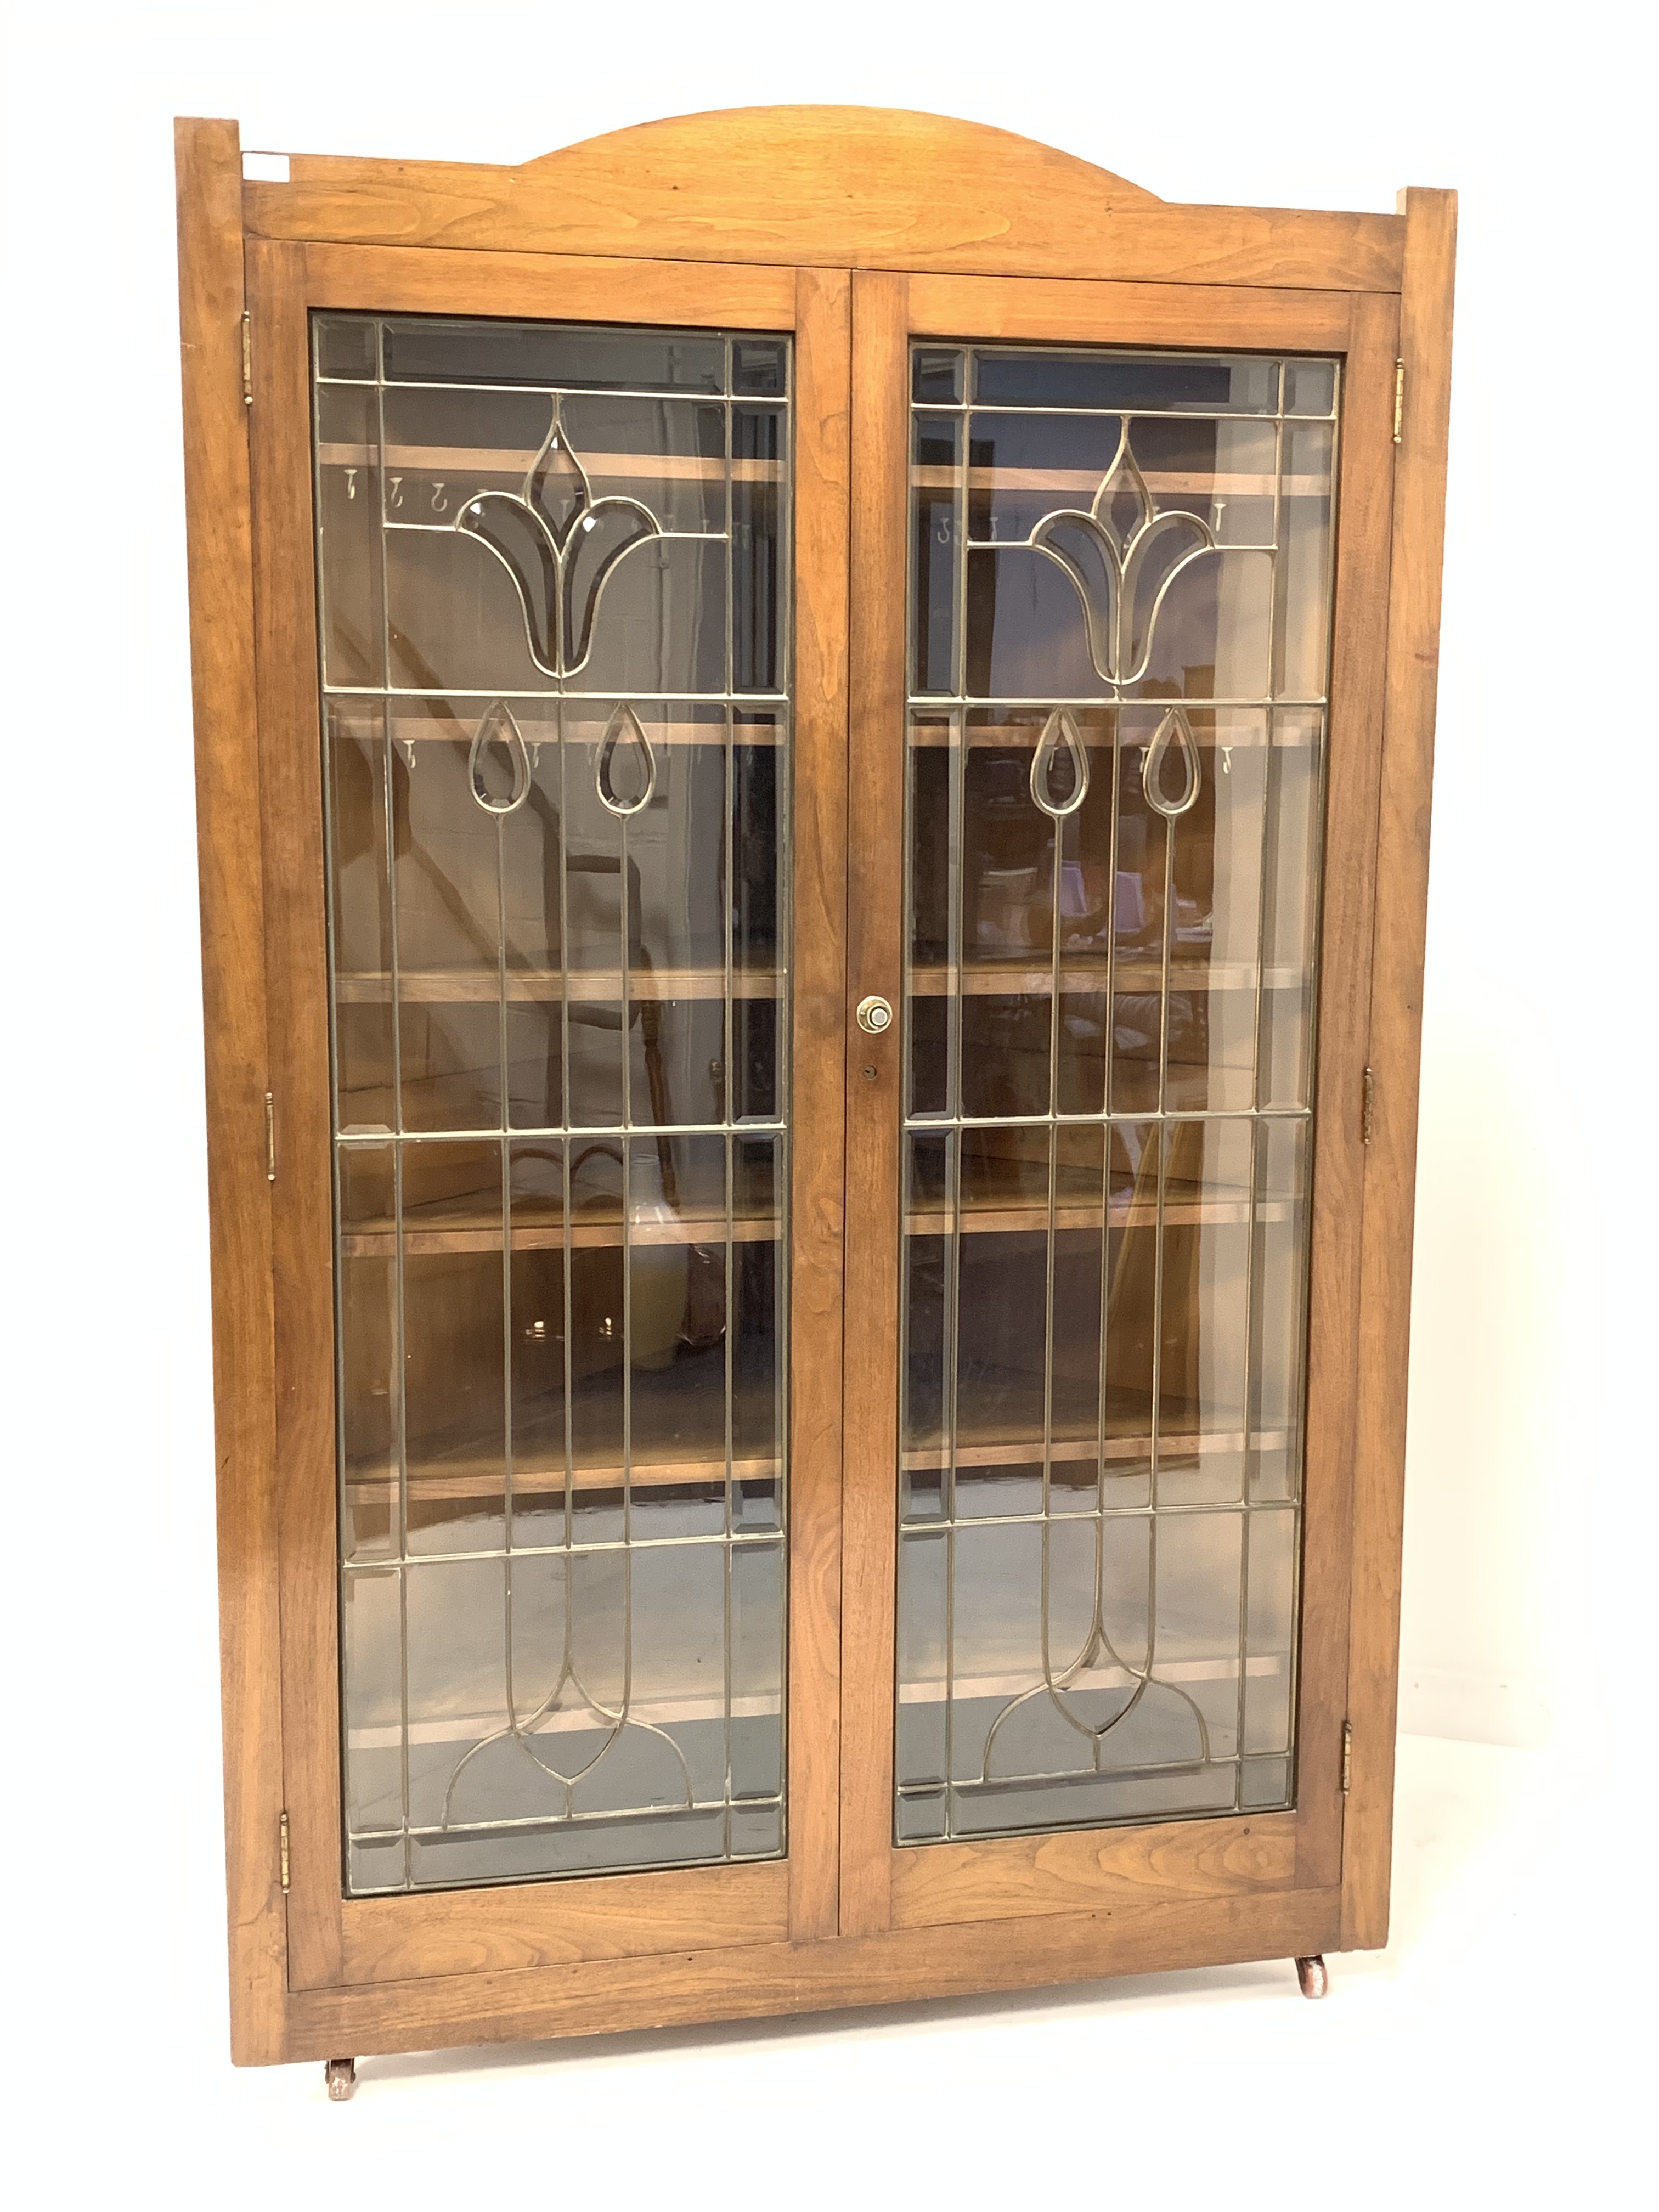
[174,108,1455,2079]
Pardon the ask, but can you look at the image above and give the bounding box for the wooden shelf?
[348,1451,782,1504]
[906,720,1319,747]
[902,1425,1291,1473]
[911,465,1327,498]
[345,1208,781,1256]
[905,1191,1287,1238]
[906,959,1298,996]
[336,966,782,1005]
[318,442,781,483]
[346,714,785,747]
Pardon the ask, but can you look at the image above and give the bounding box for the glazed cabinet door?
[249,241,849,1988]
[839,272,1400,1939]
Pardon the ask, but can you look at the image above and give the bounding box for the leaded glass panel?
[317,313,792,1892]
[895,344,1335,1843]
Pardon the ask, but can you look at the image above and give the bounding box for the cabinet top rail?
[204,105,1410,293]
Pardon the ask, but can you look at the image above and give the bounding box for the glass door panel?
[896,344,1336,1843]
[315,314,792,1893]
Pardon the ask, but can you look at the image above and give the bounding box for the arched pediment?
[270,104,1159,268]
[518,104,1163,239]
[252,105,1402,290]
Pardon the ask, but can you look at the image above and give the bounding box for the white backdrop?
[2,0,1651,2185]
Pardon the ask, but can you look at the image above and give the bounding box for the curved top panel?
[274,105,1157,268]
[521,103,1161,209]
[251,105,1404,291]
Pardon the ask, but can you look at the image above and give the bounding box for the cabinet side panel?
[1343,188,1457,1951]
[175,116,288,2064]
[1294,290,1400,1888]
[247,240,346,1991]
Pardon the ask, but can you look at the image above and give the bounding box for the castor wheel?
[1294,1955,1329,1999]
[324,2056,357,2101]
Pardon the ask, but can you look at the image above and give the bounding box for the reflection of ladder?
[563,847,679,1195]
[1104,1118,1204,1423]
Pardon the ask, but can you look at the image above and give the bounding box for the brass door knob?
[856,995,894,1035]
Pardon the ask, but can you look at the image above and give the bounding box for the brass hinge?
[1392,358,1404,444]
[1341,1721,1353,1795]
[241,309,253,407]
[1362,1065,1375,1144]
[264,1091,276,1182]
[279,1810,291,1893]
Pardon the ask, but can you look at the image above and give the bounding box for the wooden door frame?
[840,268,1400,1938]
[243,235,851,1994]
[177,110,1454,2067]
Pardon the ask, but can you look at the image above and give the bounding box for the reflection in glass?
[896,345,1335,1842]
[316,315,792,1892]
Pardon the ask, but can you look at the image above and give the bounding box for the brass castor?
[324,2057,357,2101]
[1294,1955,1329,2000]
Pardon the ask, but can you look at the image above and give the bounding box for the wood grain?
[837,270,910,1938]
[181,103,1449,2064]
[241,237,855,1994]
[872,278,1402,1938]
[889,1810,1296,1928]
[907,273,1353,350]
[175,116,287,2067]
[241,107,1401,291]
[785,265,853,1940]
[245,240,346,1994]
[1342,188,1458,1951]
[284,1886,1341,2061]
[1292,290,1400,1889]
[341,1862,787,1980]
[300,240,795,324]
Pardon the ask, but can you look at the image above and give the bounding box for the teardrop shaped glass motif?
[525,404,590,545]
[1097,425,1153,558]
[595,703,657,817]
[1028,707,1090,820]
[1142,706,1202,820]
[467,698,532,816]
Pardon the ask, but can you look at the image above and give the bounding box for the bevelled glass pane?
[382,317,728,391]
[316,313,378,381]
[973,349,1278,414]
[328,707,395,1134]
[318,313,792,1892]
[732,340,787,396]
[315,385,385,686]
[895,342,1335,1842]
[913,348,964,403]
[1274,420,1336,698]
[1282,359,1336,416]
[912,413,961,694]
[1260,709,1324,1109]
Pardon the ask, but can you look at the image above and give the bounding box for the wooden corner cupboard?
[174,106,1455,2090]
